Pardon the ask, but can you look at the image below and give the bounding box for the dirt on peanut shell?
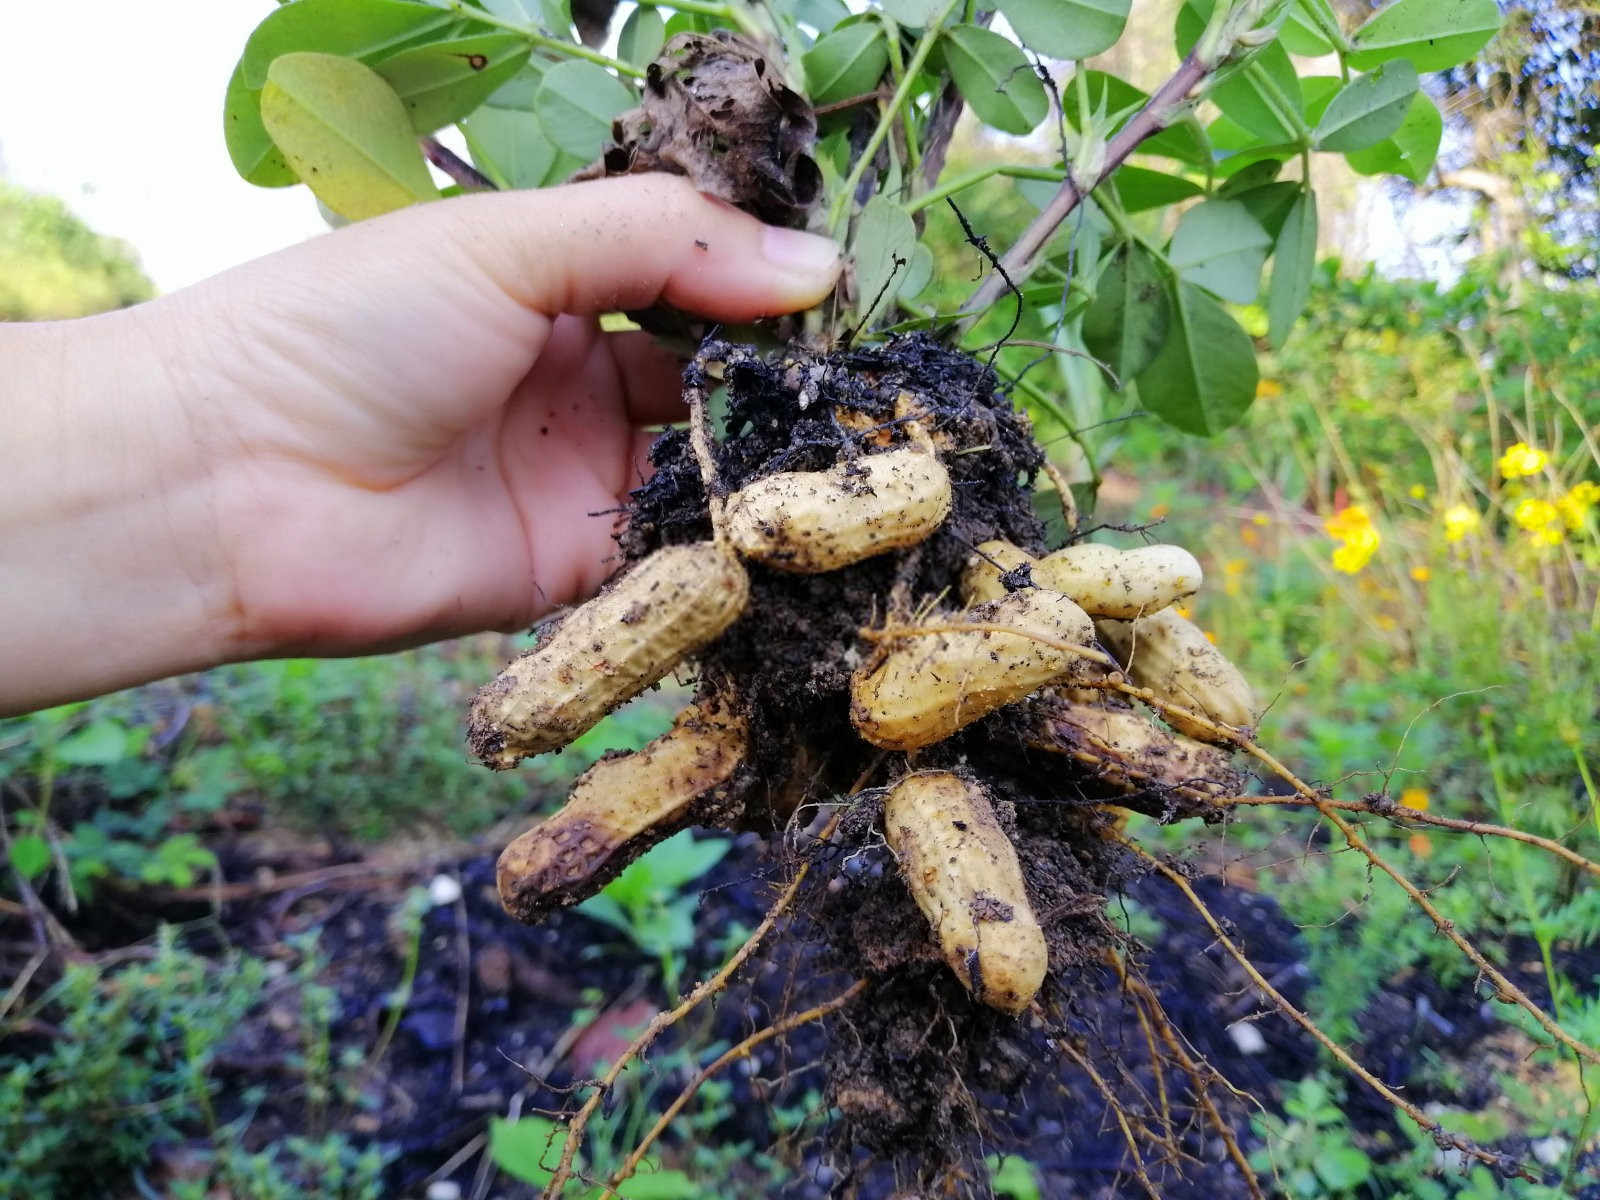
[616,332,1229,1191]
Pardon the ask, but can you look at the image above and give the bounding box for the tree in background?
[1439,0,1598,277]
[0,184,152,321]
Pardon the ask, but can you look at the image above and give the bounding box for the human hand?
[0,175,840,712]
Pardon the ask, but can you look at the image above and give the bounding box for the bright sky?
[0,1,327,293]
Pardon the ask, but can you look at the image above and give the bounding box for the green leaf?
[880,0,949,26]
[1232,180,1301,239]
[1267,188,1316,347]
[803,23,889,106]
[1313,1144,1374,1190]
[534,60,635,159]
[1298,75,1343,126]
[8,833,51,881]
[1217,158,1285,197]
[1206,114,1300,179]
[1168,198,1271,304]
[997,0,1131,61]
[55,719,131,767]
[490,1116,565,1185]
[461,61,580,188]
[1348,0,1501,73]
[1177,2,1302,142]
[617,1170,700,1200]
[940,25,1048,135]
[141,834,216,889]
[988,1154,1042,1200]
[1314,60,1418,152]
[898,242,935,300]
[1061,72,1210,164]
[1279,1,1336,56]
[854,196,919,324]
[261,52,440,220]
[370,34,532,134]
[1081,242,1170,385]
[618,6,667,66]
[1138,279,1258,436]
[1346,91,1442,183]
[1109,165,1203,214]
[224,0,461,186]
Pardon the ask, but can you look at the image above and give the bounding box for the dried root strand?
[726,446,953,573]
[963,540,1203,619]
[851,590,1094,751]
[496,696,747,922]
[1123,840,1534,1179]
[884,771,1048,1014]
[542,805,853,1200]
[1096,607,1257,743]
[607,978,870,1195]
[468,542,748,769]
[1106,951,1267,1200]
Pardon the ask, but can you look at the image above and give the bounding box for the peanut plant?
[222,1,1600,1195]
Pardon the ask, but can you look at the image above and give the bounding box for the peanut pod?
[725,446,952,573]
[469,542,748,769]
[1036,543,1202,619]
[962,540,1201,619]
[1095,608,1257,742]
[884,771,1048,1014]
[851,590,1094,751]
[960,539,1036,606]
[496,697,747,922]
[1027,699,1242,799]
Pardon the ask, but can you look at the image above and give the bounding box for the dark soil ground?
[25,816,1592,1199]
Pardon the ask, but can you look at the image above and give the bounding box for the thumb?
[426,173,842,321]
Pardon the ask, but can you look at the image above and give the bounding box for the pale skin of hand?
[0,175,841,715]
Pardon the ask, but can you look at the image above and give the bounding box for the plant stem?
[445,1,646,77]
[904,164,1066,214]
[827,0,960,237]
[635,0,769,45]
[961,50,1212,318]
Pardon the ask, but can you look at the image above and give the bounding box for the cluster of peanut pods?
[468,430,1257,1015]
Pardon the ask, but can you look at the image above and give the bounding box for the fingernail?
[761,226,842,278]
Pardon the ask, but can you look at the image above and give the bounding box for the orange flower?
[1409,565,1431,583]
[1408,833,1433,859]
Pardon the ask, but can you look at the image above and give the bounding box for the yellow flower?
[1331,532,1379,574]
[1251,513,1270,527]
[1400,786,1429,811]
[1222,558,1247,595]
[1499,442,1549,479]
[1409,484,1427,500]
[1174,605,1192,620]
[1410,565,1431,582]
[1513,497,1559,531]
[1326,505,1380,573]
[1256,378,1283,399]
[1556,480,1599,532]
[1442,504,1480,543]
[1324,504,1373,542]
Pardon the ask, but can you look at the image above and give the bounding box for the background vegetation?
[3,1,1598,1194]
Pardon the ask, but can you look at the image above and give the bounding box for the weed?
[577,831,734,996]
[0,926,389,1198]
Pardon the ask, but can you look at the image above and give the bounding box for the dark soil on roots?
[610,333,1248,1189]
